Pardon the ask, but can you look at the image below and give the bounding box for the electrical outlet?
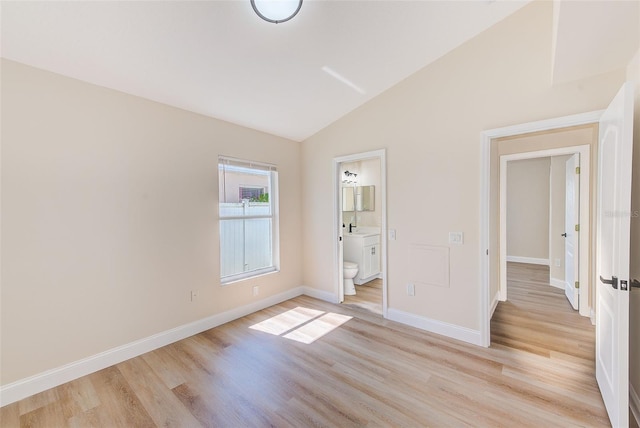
[190,290,198,302]
[449,232,464,245]
[555,258,561,267]
[407,283,415,296]
[389,229,397,240]
[252,286,259,297]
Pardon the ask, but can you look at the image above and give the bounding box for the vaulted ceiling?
[2,1,638,141]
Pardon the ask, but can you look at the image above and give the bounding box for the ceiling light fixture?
[251,0,303,24]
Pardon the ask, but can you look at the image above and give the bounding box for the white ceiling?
[1,1,638,142]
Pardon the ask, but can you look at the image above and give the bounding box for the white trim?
[333,149,388,318]
[301,286,339,304]
[387,308,482,346]
[490,291,501,318]
[550,277,565,290]
[630,382,640,427]
[0,286,307,407]
[590,308,596,326]
[479,128,491,347]
[480,110,603,347]
[332,158,345,303]
[505,256,550,266]
[218,155,276,170]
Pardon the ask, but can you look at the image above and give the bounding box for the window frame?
[218,156,280,284]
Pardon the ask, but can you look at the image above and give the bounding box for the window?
[218,156,279,283]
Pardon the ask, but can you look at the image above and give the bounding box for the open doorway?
[491,149,592,354]
[479,121,599,350]
[480,84,635,428]
[333,149,387,317]
[498,145,591,316]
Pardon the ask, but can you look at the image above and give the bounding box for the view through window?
[218,157,278,283]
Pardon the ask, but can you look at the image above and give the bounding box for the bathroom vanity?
[344,230,381,285]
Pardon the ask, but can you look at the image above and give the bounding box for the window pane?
[219,164,271,215]
[218,157,277,283]
[220,218,273,278]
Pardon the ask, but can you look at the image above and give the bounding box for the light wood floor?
[342,278,382,315]
[1,263,613,427]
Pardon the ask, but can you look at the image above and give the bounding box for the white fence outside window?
[220,201,272,279]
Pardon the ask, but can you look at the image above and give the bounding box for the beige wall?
[506,157,550,261]
[550,155,572,282]
[301,1,624,331]
[0,59,303,385]
[627,49,640,415]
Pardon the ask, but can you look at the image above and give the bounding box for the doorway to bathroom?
[333,149,387,317]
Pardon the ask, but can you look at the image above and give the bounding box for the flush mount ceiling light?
[251,0,303,24]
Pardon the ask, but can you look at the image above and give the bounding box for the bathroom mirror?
[342,187,355,211]
[357,185,375,211]
[342,186,375,212]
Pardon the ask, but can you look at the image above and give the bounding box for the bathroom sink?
[346,231,378,238]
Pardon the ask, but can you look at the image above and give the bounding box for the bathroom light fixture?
[343,170,358,184]
[251,0,303,24]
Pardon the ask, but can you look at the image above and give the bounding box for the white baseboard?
[386,308,482,346]
[490,291,500,319]
[590,308,596,325]
[550,277,565,290]
[1,286,307,407]
[506,256,550,266]
[301,286,338,304]
[631,382,640,427]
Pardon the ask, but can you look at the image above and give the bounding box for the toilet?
[343,261,358,295]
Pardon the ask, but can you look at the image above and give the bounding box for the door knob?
[561,233,567,237]
[600,275,618,290]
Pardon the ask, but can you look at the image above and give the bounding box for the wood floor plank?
[88,366,155,427]
[343,278,383,315]
[0,262,613,427]
[115,357,201,427]
[0,402,21,428]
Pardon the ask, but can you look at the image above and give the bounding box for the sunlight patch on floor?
[249,307,324,335]
[249,307,352,344]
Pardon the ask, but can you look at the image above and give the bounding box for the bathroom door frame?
[332,149,388,318]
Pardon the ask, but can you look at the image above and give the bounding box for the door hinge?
[575,166,580,174]
[575,281,579,289]
[575,224,580,232]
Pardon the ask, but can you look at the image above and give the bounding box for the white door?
[338,170,345,303]
[596,82,633,428]
[564,154,580,310]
